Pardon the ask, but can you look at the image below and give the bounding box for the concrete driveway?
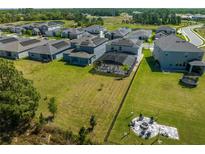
[181,25,204,47]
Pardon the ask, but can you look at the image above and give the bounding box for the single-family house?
[155,31,168,40]
[0,37,48,59]
[153,35,205,74]
[10,26,26,34]
[94,38,143,75]
[32,28,41,36]
[45,28,62,37]
[126,29,152,41]
[156,26,176,35]
[63,36,108,66]
[28,39,71,62]
[61,28,84,39]
[105,27,131,40]
[83,25,107,35]
[106,38,143,60]
[94,52,136,75]
[39,22,63,35]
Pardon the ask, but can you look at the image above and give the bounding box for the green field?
[14,59,134,143]
[109,50,205,145]
[103,16,189,31]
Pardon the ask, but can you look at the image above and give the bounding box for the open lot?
[103,16,189,31]
[109,50,205,144]
[14,59,134,143]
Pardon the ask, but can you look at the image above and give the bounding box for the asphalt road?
[181,25,204,47]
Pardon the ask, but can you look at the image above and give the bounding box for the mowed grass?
[109,50,205,145]
[14,59,133,143]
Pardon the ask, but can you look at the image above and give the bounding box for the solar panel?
[52,41,69,49]
[0,37,18,44]
[20,39,41,46]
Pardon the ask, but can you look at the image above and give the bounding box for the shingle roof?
[97,52,136,67]
[71,36,108,47]
[63,28,84,35]
[111,28,131,37]
[29,39,70,55]
[126,29,152,39]
[155,35,203,52]
[157,26,175,32]
[108,38,143,47]
[0,37,48,53]
[64,48,95,59]
[84,25,106,33]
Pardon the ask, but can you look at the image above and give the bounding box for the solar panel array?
[0,37,18,44]
[52,41,69,49]
[20,39,41,46]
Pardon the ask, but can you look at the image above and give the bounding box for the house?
[45,28,62,37]
[94,38,143,75]
[126,29,152,41]
[106,38,143,61]
[105,27,131,40]
[63,36,108,66]
[153,35,205,74]
[0,37,47,59]
[39,22,63,35]
[83,25,107,35]
[61,28,84,39]
[32,28,41,36]
[155,31,168,40]
[28,39,71,62]
[10,26,26,34]
[156,26,176,35]
[94,52,136,75]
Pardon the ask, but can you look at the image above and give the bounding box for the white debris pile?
[131,117,179,140]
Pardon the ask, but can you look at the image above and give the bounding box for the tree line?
[132,9,181,25]
[1,8,203,24]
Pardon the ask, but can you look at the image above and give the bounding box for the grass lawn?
[103,16,189,31]
[195,27,205,38]
[109,50,205,145]
[14,59,134,143]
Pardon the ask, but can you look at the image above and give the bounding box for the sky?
[0,0,205,8]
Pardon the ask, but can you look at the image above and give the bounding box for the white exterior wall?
[18,51,29,59]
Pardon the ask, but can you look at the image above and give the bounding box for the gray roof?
[189,60,205,66]
[29,39,70,55]
[84,25,106,33]
[108,38,143,47]
[157,26,175,32]
[155,31,168,39]
[126,29,152,39]
[155,35,204,53]
[0,37,48,53]
[64,49,95,59]
[71,36,108,47]
[97,52,136,67]
[111,28,131,37]
[62,28,84,35]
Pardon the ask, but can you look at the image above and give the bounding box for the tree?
[121,64,129,74]
[0,58,40,132]
[39,113,45,125]
[48,97,57,118]
[89,115,97,131]
[78,126,87,144]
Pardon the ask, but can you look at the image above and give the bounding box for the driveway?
[181,25,204,47]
